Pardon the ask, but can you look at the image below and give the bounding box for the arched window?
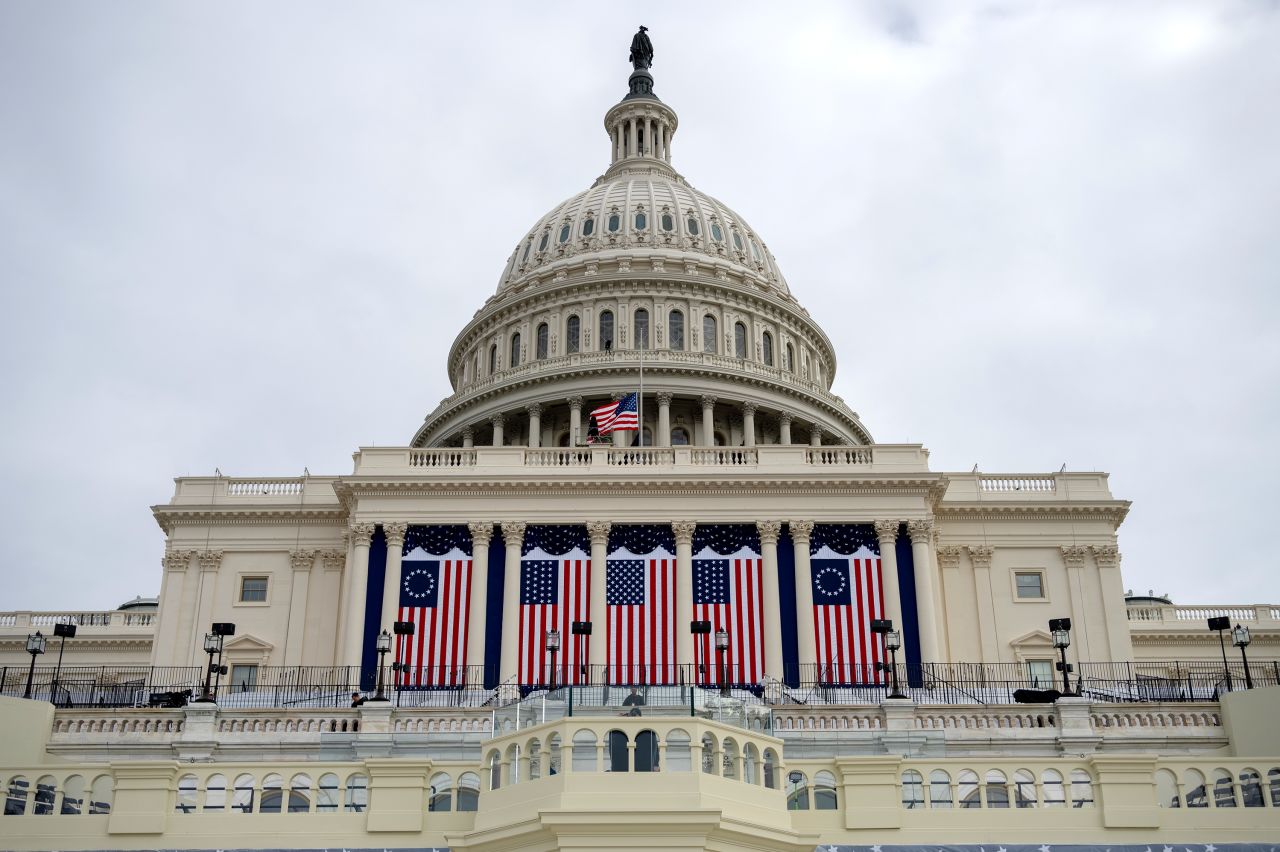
[288,774,311,813]
[721,739,740,780]
[505,744,520,786]
[1071,769,1095,808]
[732,230,744,252]
[344,774,368,813]
[566,315,580,354]
[671,427,690,446]
[734,322,747,359]
[88,776,112,815]
[488,751,502,791]
[743,743,759,784]
[635,730,658,772]
[457,773,480,811]
[527,738,542,780]
[558,223,571,244]
[536,323,549,360]
[259,774,284,813]
[572,730,598,772]
[669,310,685,351]
[599,311,615,351]
[901,770,925,809]
[1042,769,1066,807]
[666,729,692,772]
[1156,769,1181,808]
[762,331,774,366]
[703,315,717,354]
[315,774,339,813]
[710,221,723,242]
[763,749,779,789]
[176,774,199,813]
[428,773,452,812]
[958,770,980,808]
[634,309,650,350]
[785,771,809,810]
[522,240,533,263]
[701,734,717,775]
[687,216,700,236]
[929,770,953,808]
[1183,769,1207,807]
[509,333,521,368]
[1241,768,1264,807]
[785,343,795,372]
[582,216,595,237]
[660,212,674,231]
[489,344,497,374]
[814,771,838,810]
[607,730,629,773]
[537,231,549,252]
[1013,769,1037,808]
[6,775,29,815]
[985,770,1009,808]
[547,734,562,776]
[33,776,56,815]
[1212,768,1235,808]
[60,775,85,815]
[231,773,255,814]
[608,212,621,233]
[634,210,647,230]
[749,238,762,262]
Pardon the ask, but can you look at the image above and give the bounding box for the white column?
[1061,546,1093,661]
[284,550,316,667]
[466,523,494,677]
[1092,545,1133,661]
[779,413,792,445]
[656,392,672,447]
[873,521,904,634]
[499,522,526,683]
[756,521,783,681]
[908,520,940,663]
[587,521,611,678]
[628,116,637,156]
[490,413,505,447]
[191,551,222,665]
[809,424,823,447]
[526,403,542,448]
[700,394,717,447]
[155,550,193,666]
[320,550,345,666]
[568,396,583,447]
[673,521,696,674]
[342,523,375,665]
[613,125,622,162]
[967,546,1000,662]
[461,427,474,449]
[380,523,408,634]
[789,521,816,680]
[742,402,757,447]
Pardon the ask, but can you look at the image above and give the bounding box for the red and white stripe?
[693,555,764,687]
[396,556,472,686]
[518,550,591,686]
[813,554,885,684]
[607,555,677,684]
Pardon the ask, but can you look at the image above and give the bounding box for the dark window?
[732,231,743,251]
[786,343,795,372]
[634,308,650,350]
[239,577,267,602]
[566,315,580,354]
[671,427,690,446]
[703,315,717,354]
[734,322,747,359]
[750,239,762,261]
[634,211,647,230]
[661,213,674,231]
[582,217,594,237]
[710,222,723,241]
[558,224,570,244]
[687,217,700,236]
[762,331,774,366]
[599,310,614,351]
[668,310,684,351]
[608,213,621,232]
[489,344,497,374]
[510,333,521,368]
[522,240,532,262]
[537,231,549,252]
[536,323,549,360]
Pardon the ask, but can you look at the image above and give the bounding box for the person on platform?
[621,686,645,716]
[350,692,365,707]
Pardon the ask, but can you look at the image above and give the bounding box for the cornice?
[151,505,347,534]
[935,501,1131,527]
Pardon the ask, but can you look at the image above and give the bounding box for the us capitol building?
[2,28,1277,852]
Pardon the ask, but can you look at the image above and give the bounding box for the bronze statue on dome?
[629,26,654,71]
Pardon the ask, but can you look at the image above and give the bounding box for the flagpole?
[638,335,645,446]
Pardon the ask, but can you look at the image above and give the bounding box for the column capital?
[756,520,782,544]
[700,394,718,408]
[967,545,994,568]
[612,391,627,401]
[937,546,962,569]
[382,523,409,548]
[489,413,507,427]
[349,522,376,546]
[656,391,674,406]
[907,519,934,543]
[290,550,316,572]
[526,402,543,417]
[672,521,697,545]
[501,522,527,546]
[778,412,793,425]
[321,550,345,572]
[1091,544,1120,568]
[788,520,815,543]
[460,426,474,440]
[809,423,823,439]
[162,549,195,572]
[1061,545,1089,567]
[467,522,495,547]
[586,520,612,545]
[742,400,759,416]
[873,519,901,542]
[198,550,223,572]
[567,395,584,409]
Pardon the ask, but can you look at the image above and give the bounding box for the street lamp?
[1050,617,1073,696]
[546,628,561,691]
[23,632,46,699]
[714,628,730,697]
[871,619,906,700]
[1208,616,1233,692]
[690,620,711,686]
[50,623,77,706]
[1232,624,1254,689]
[571,621,592,681]
[370,630,392,701]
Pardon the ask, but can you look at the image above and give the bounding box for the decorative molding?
[566,395,584,410]
[467,522,495,547]
[756,520,782,545]
[671,521,696,545]
[1061,545,1090,567]
[656,391,673,406]
[525,402,543,417]
[586,521,612,545]
[1091,545,1121,568]
[162,550,195,572]
[289,550,316,572]
[967,545,994,569]
[742,401,759,416]
[907,519,933,544]
[382,523,409,548]
[937,546,962,570]
[197,551,223,572]
[321,550,345,572]
[873,520,900,542]
[788,520,815,543]
[501,522,527,546]
[699,394,718,409]
[349,523,376,547]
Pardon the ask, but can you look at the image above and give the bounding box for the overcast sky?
[1,2,1277,612]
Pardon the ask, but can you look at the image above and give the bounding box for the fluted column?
[756,521,783,680]
[499,522,526,683]
[467,523,494,675]
[874,520,903,632]
[741,401,758,447]
[779,413,792,445]
[461,427,474,449]
[789,521,816,680]
[700,394,717,447]
[379,523,409,637]
[967,546,999,661]
[526,403,542,448]
[1092,545,1133,661]
[156,549,194,666]
[284,550,316,666]
[587,521,611,676]
[673,521,696,673]
[342,523,376,665]
[490,414,505,447]
[568,396,584,447]
[656,392,672,447]
[908,520,940,663]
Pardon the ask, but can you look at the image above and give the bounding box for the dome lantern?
[604,26,678,178]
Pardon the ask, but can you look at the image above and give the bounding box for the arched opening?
[428,772,452,812]
[599,310,615,351]
[176,774,199,814]
[635,730,658,772]
[344,775,368,813]
[734,322,747,359]
[572,730,598,772]
[703,315,717,353]
[535,323,549,360]
[668,310,684,351]
[315,774,339,813]
[814,771,838,809]
[488,344,497,374]
[60,775,85,815]
[786,771,809,810]
[671,427,690,446]
[457,773,480,811]
[509,333,521,368]
[634,309,650,350]
[666,729,692,772]
[566,315,580,354]
[902,770,925,809]
[607,730,629,773]
[762,331,774,366]
[929,770,953,808]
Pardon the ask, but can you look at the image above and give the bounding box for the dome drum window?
[582,217,595,237]
[607,212,621,233]
[599,310,615,351]
[558,224,571,244]
[710,222,723,242]
[536,323,549,360]
[703,315,717,354]
[660,212,674,232]
[537,231,550,252]
[668,310,685,351]
[634,210,647,230]
[686,215,700,236]
[566,316,581,354]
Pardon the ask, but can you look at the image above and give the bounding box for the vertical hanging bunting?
[519,525,590,687]
[396,525,473,687]
[606,525,677,685]
[811,524,884,685]
[692,524,763,686]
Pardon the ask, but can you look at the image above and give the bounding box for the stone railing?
[1126,603,1280,626]
[978,475,1057,492]
[0,610,156,630]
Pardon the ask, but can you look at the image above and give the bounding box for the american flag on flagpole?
[590,393,638,434]
[693,548,763,686]
[397,547,472,686]
[811,545,885,684]
[606,549,676,684]
[518,548,590,686]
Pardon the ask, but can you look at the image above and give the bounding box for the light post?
[390,620,414,701]
[23,632,46,699]
[1050,617,1073,696]
[370,630,392,702]
[197,632,223,702]
[50,623,76,706]
[871,619,906,700]
[690,620,711,686]
[571,621,591,682]
[1233,624,1254,689]
[714,628,730,697]
[546,628,561,691]
[1208,616,1233,692]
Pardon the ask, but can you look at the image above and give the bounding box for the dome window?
[734,322,747,359]
[566,315,580,354]
[634,211,647,230]
[710,222,723,242]
[558,224,571,244]
[489,344,498,374]
[750,239,763,262]
[536,323,549,360]
[582,217,595,237]
[668,310,685,351]
[522,240,533,262]
[732,231,744,252]
[785,343,795,372]
[510,333,522,368]
[661,213,674,232]
[634,308,650,350]
[538,231,549,252]
[762,331,774,366]
[599,310,615,351]
[607,213,621,233]
[702,315,717,354]
[687,217,700,236]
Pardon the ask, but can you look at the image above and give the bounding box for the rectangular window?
[1014,571,1044,600]
[229,665,258,691]
[1026,659,1054,688]
[239,576,268,602]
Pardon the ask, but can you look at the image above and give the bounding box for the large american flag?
[397,547,472,686]
[518,547,590,686]
[692,548,763,686]
[590,392,638,434]
[606,548,676,684]
[811,545,885,684]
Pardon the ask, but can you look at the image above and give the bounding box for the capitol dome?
[412,53,870,450]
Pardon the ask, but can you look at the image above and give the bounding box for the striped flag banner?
[811,544,885,684]
[606,546,677,684]
[692,546,763,686]
[397,546,472,686]
[518,546,590,686]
